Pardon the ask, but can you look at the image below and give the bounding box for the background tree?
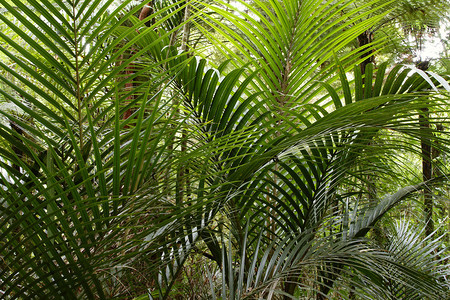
[0,0,449,299]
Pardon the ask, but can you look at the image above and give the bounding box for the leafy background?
[0,0,449,299]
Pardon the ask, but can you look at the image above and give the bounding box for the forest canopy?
[0,0,449,299]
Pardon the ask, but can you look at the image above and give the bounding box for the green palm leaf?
[0,0,449,299]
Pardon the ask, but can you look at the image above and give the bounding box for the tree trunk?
[122,1,154,122]
[417,61,433,236]
[139,2,155,27]
[357,30,374,76]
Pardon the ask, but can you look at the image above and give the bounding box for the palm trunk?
[421,107,433,235]
[357,30,374,76]
[122,2,154,123]
[139,2,155,27]
[417,61,433,236]
[181,1,191,52]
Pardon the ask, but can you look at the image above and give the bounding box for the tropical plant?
[0,0,449,299]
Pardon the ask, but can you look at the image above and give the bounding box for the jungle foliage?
[0,0,449,299]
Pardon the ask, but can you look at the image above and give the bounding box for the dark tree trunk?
[421,111,433,235]
[122,1,155,122]
[139,2,155,27]
[357,30,374,76]
[417,60,434,236]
